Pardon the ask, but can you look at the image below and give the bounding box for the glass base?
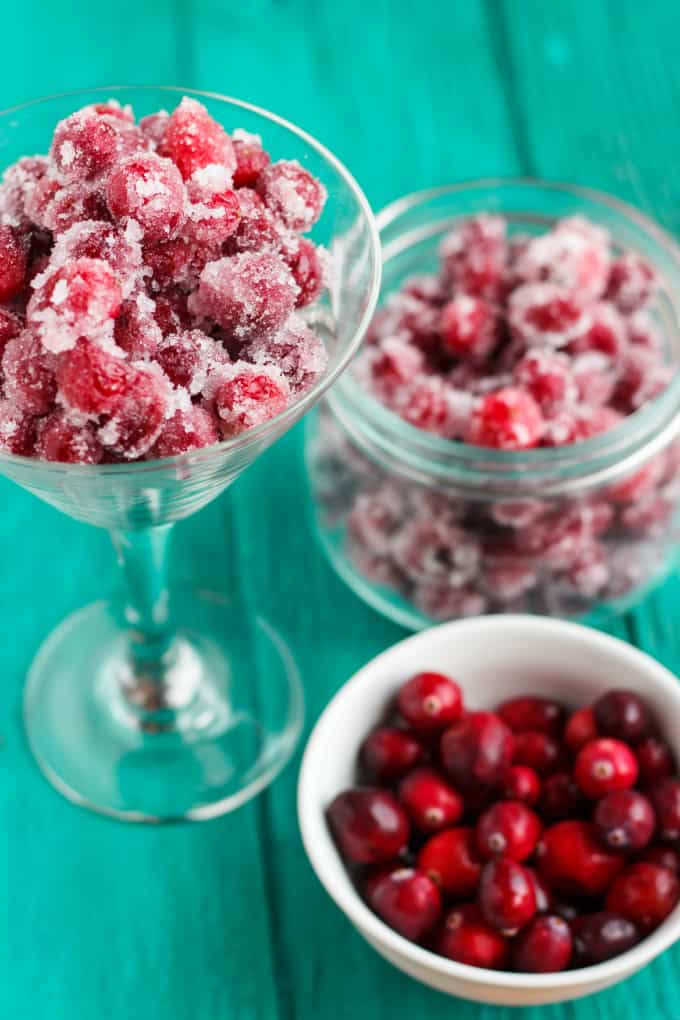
[23,592,304,823]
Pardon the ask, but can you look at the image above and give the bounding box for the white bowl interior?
[298,615,680,1005]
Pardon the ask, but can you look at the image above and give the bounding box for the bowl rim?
[298,614,680,991]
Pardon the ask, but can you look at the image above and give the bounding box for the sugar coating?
[0,97,329,462]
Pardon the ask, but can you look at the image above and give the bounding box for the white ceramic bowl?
[298,615,680,1006]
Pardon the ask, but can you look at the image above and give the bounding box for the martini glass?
[0,87,380,822]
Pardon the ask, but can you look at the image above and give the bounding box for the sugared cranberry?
[213,365,289,435]
[360,727,424,783]
[3,331,56,414]
[417,827,482,897]
[160,97,236,181]
[433,904,509,969]
[0,400,38,455]
[57,337,132,414]
[593,689,652,743]
[537,821,624,897]
[226,188,281,253]
[257,159,326,231]
[232,130,271,188]
[282,236,325,308]
[184,182,240,246]
[511,915,572,973]
[98,368,168,459]
[571,912,640,965]
[564,706,598,753]
[149,406,219,458]
[640,846,680,874]
[367,867,442,942]
[500,765,540,806]
[439,295,497,361]
[513,349,576,413]
[398,768,463,833]
[465,387,543,450]
[498,696,565,738]
[51,110,122,181]
[512,731,561,776]
[478,858,537,934]
[606,863,680,932]
[439,214,507,301]
[0,225,27,301]
[594,790,655,852]
[606,253,656,313]
[190,251,298,339]
[650,778,680,843]
[155,329,210,392]
[106,153,186,241]
[397,671,463,733]
[475,801,541,861]
[539,772,585,821]
[441,711,515,790]
[37,412,103,464]
[327,788,410,864]
[574,738,639,798]
[28,257,122,354]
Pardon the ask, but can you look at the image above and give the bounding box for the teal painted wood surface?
[3,1,680,1017]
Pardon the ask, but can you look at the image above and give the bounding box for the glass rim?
[331,177,680,478]
[0,85,382,476]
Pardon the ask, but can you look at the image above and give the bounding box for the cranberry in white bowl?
[305,181,680,629]
[298,615,680,1005]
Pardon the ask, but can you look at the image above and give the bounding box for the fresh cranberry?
[367,867,442,941]
[594,790,655,852]
[539,772,585,821]
[527,868,552,913]
[640,846,680,874]
[149,406,220,458]
[592,689,652,743]
[398,768,463,833]
[433,904,509,969]
[475,801,541,861]
[2,331,56,414]
[571,912,640,965]
[574,738,639,798]
[37,412,103,464]
[0,226,27,301]
[650,778,680,842]
[512,731,561,776]
[257,159,326,231]
[327,788,410,864]
[537,821,624,897]
[478,858,537,934]
[232,130,271,188]
[107,153,186,241]
[606,863,680,932]
[465,387,544,450]
[564,706,598,753]
[500,765,540,806]
[360,727,424,782]
[397,671,463,733]
[417,827,483,897]
[498,696,565,738]
[160,97,236,181]
[190,251,298,339]
[440,711,515,790]
[213,365,289,435]
[511,915,572,973]
[439,295,498,361]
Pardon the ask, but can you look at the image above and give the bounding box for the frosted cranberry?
[573,406,623,441]
[593,689,652,743]
[511,915,572,973]
[29,257,122,354]
[0,307,22,353]
[564,706,598,753]
[360,727,424,782]
[479,858,536,934]
[161,97,236,181]
[650,778,680,842]
[475,801,541,861]
[514,217,609,299]
[282,236,325,307]
[509,283,588,347]
[441,712,515,790]
[574,739,639,798]
[434,904,508,969]
[540,772,585,821]
[398,768,463,833]
[155,330,209,392]
[26,176,109,235]
[594,790,655,852]
[213,365,289,434]
[226,189,281,253]
[190,252,298,340]
[0,400,38,455]
[398,377,458,436]
[569,301,627,358]
[51,110,121,181]
[57,337,132,414]
[37,412,103,464]
[153,291,190,334]
[143,237,199,289]
[247,316,327,395]
[498,696,565,738]
[184,181,240,246]
[537,821,624,897]
[480,554,538,603]
[571,912,639,965]
[89,100,134,123]
[107,153,186,242]
[52,220,144,284]
[439,215,507,301]
[257,159,326,231]
[465,387,543,450]
[572,351,616,407]
[98,368,168,459]
[614,347,671,412]
[412,582,487,622]
[368,867,442,942]
[0,155,48,226]
[620,495,674,539]
[513,349,576,413]
[327,788,409,864]
[0,226,27,302]
[3,331,56,414]
[606,253,656,313]
[501,766,540,806]
[232,130,271,188]
[397,671,463,733]
[139,112,169,148]
[513,731,562,777]
[606,863,680,932]
[417,827,482,897]
[114,297,162,359]
[439,295,498,361]
[637,737,675,783]
[640,846,680,874]
[149,406,219,458]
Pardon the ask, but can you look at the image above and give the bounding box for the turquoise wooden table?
[3,1,680,1017]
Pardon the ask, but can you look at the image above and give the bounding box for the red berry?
[500,765,540,806]
[441,711,515,790]
[327,788,410,864]
[439,214,507,301]
[184,182,240,246]
[398,768,463,833]
[650,778,680,842]
[397,671,463,733]
[149,406,219,458]
[0,226,27,301]
[571,912,640,965]
[574,738,639,798]
[606,253,656,313]
[2,331,56,414]
[475,801,541,861]
[0,307,22,354]
[513,349,576,413]
[107,153,186,241]
[439,295,498,361]
[539,772,585,821]
[232,130,271,188]
[51,110,122,181]
[0,400,38,455]
[213,365,289,435]
[564,706,598,753]
[537,821,624,897]
[478,858,537,934]
[160,97,236,181]
[57,337,132,415]
[509,282,588,347]
[226,188,281,254]
[606,863,680,932]
[28,257,122,354]
[593,689,652,743]
[113,297,162,360]
[512,731,561,776]
[594,790,655,852]
[282,236,325,308]
[465,387,543,450]
[640,846,680,874]
[527,868,552,913]
[417,827,482,897]
[257,159,326,231]
[360,727,424,782]
[498,696,565,738]
[511,915,572,973]
[368,867,442,942]
[36,411,103,464]
[433,904,509,969]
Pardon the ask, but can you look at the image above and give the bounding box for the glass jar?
[305,181,680,629]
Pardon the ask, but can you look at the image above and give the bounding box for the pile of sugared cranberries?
[328,674,680,973]
[357,214,668,446]
[0,97,328,462]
